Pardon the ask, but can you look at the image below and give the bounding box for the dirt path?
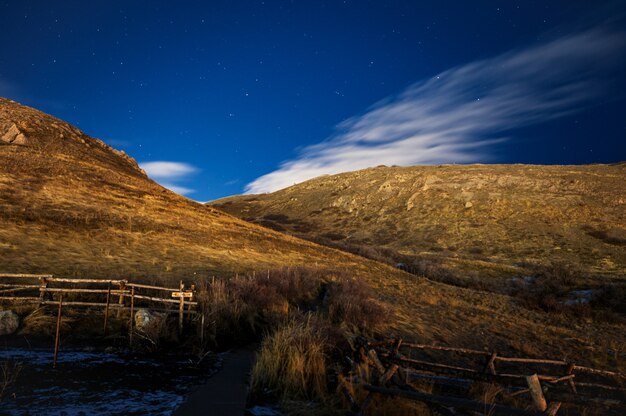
[174,349,255,416]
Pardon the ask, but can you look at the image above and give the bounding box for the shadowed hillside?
[211,164,626,277]
[1,97,625,371]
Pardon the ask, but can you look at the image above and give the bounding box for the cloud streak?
[245,28,626,194]
[140,161,198,195]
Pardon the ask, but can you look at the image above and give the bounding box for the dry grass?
[197,268,328,345]
[211,163,626,276]
[251,317,328,401]
[18,307,73,336]
[326,275,385,332]
[2,98,626,403]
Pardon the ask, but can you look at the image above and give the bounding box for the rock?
[1,123,28,145]
[134,309,155,331]
[0,310,19,335]
[465,201,473,208]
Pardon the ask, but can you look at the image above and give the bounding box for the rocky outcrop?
[0,310,19,335]
[1,123,27,145]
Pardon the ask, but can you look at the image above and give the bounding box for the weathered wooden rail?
[0,273,199,366]
[340,338,626,415]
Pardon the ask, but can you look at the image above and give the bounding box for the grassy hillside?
[1,97,624,369]
[211,164,626,277]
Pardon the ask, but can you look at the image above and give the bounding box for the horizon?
[1,1,625,200]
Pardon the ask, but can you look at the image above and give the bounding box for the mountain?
[1,97,624,363]
[211,164,626,277]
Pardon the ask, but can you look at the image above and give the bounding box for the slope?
[1,98,624,367]
[211,164,626,277]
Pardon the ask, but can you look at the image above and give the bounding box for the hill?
[0,97,388,280]
[1,97,625,369]
[211,164,626,278]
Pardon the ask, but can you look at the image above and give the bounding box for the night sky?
[1,1,625,200]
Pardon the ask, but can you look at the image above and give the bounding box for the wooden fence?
[0,273,198,366]
[340,338,625,415]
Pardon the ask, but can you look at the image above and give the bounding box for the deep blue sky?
[1,1,624,200]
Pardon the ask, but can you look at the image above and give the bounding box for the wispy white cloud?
[160,183,196,195]
[139,161,198,195]
[245,28,626,194]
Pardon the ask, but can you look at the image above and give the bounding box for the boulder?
[134,309,155,331]
[1,123,28,145]
[0,310,19,335]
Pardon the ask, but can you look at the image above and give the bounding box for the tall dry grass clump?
[251,317,328,401]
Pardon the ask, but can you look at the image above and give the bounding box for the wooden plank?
[573,365,625,379]
[368,349,386,374]
[574,382,626,391]
[547,374,575,384]
[379,364,399,385]
[526,374,547,411]
[0,284,40,288]
[171,291,193,298]
[393,356,559,386]
[42,300,121,307]
[396,356,479,374]
[0,273,53,278]
[497,357,567,366]
[401,342,492,356]
[40,288,128,294]
[47,278,127,284]
[131,293,197,305]
[126,282,179,292]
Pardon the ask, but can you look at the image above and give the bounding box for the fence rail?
[0,272,199,365]
[340,338,625,415]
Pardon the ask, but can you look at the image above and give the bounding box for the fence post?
[485,352,498,375]
[566,363,577,394]
[53,294,63,368]
[526,374,547,411]
[117,280,126,317]
[129,286,135,346]
[178,280,185,336]
[200,313,205,346]
[39,276,48,303]
[103,282,111,335]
